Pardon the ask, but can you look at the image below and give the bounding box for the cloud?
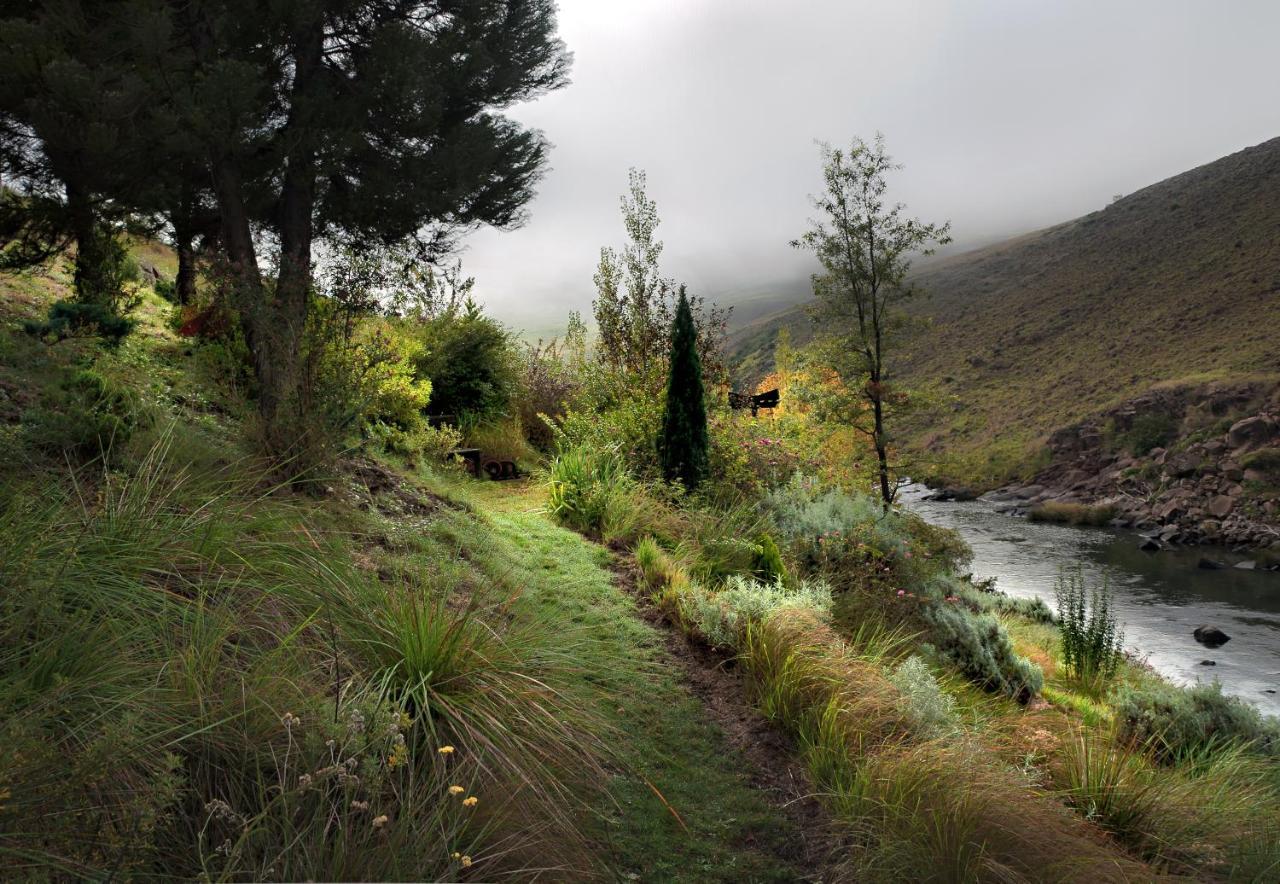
[459,0,1280,332]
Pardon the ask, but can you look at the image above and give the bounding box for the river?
[899,484,1280,716]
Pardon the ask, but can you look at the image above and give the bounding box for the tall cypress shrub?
[658,286,709,488]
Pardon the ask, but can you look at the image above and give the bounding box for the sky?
[459,0,1280,332]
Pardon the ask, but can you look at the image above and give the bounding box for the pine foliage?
[657,287,709,489]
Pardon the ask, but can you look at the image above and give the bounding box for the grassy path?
[463,481,813,883]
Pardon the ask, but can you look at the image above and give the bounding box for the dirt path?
[608,555,845,878]
[467,480,844,881]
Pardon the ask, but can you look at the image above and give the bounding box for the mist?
[458,0,1280,333]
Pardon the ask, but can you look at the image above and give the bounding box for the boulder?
[1222,462,1244,482]
[1200,660,1217,666]
[1193,625,1231,647]
[1199,519,1222,540]
[1138,536,1162,552]
[1228,415,1276,450]
[1234,559,1257,570]
[1207,495,1235,518]
[1166,451,1204,478]
[1198,557,1227,570]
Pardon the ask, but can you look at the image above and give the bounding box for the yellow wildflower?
[461,856,473,868]
[462,796,478,808]
[451,852,461,860]
[438,745,455,755]
[448,785,464,795]
[372,814,389,828]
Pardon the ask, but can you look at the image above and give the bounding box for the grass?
[464,480,807,882]
[1028,501,1118,527]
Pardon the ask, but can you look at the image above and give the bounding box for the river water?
[898,484,1280,716]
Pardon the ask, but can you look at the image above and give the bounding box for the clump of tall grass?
[545,443,685,545]
[1028,500,1117,527]
[1049,726,1280,875]
[0,432,600,879]
[1055,568,1125,684]
[739,609,1151,882]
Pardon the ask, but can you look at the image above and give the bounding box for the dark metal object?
[729,388,780,417]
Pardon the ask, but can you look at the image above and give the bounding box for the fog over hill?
[458,0,1280,333]
[729,135,1280,476]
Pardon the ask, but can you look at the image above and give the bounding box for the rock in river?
[1138,536,1161,552]
[1197,557,1227,570]
[1193,625,1231,647]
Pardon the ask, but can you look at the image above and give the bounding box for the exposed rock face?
[994,381,1280,549]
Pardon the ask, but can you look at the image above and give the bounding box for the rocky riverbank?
[984,381,1280,552]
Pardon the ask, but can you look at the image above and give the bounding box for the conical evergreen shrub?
[657,286,709,488]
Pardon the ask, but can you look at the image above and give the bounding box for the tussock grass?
[739,609,1155,882]
[0,432,602,880]
[1028,501,1118,527]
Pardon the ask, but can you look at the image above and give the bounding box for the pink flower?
[896,589,906,597]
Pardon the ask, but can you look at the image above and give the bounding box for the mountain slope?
[731,136,1280,482]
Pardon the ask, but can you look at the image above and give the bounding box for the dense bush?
[410,302,519,421]
[27,368,145,458]
[764,473,970,582]
[24,300,136,345]
[753,533,788,585]
[890,656,959,738]
[1116,412,1178,456]
[518,338,582,451]
[919,596,1043,702]
[1111,679,1280,761]
[545,444,632,537]
[685,574,833,649]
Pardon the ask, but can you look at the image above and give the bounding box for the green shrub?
[1241,447,1280,478]
[409,301,519,421]
[1028,501,1117,527]
[995,594,1055,624]
[546,444,631,536]
[889,656,959,738]
[687,575,833,649]
[1117,412,1178,456]
[919,585,1043,703]
[154,277,177,302]
[24,300,136,345]
[1056,568,1125,683]
[753,533,788,585]
[1111,680,1280,761]
[634,536,669,591]
[27,368,145,459]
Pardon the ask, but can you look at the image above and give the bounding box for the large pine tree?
[657,286,709,489]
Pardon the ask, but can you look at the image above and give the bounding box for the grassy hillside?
[0,259,810,880]
[729,136,1280,483]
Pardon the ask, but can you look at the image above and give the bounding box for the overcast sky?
[460,0,1280,332]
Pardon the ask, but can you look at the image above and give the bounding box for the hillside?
[729,136,1280,483]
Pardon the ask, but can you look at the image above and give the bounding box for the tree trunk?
[65,178,107,305]
[265,23,325,454]
[872,390,893,510]
[172,184,197,305]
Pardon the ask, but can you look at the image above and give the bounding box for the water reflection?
[899,484,1280,716]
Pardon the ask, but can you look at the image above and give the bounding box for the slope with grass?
[729,136,1280,487]
[0,258,814,880]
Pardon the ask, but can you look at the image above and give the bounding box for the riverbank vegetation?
[2,4,1278,875]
